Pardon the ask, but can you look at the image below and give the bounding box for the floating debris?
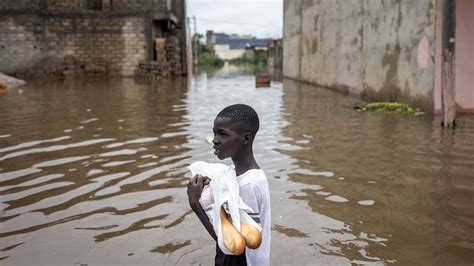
[354,101,424,114]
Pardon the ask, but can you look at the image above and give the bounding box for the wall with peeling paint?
[283,0,437,111]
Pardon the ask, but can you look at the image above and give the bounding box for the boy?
[187,104,271,266]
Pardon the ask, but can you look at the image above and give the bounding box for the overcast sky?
[186,0,283,39]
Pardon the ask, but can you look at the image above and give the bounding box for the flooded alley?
[0,68,473,264]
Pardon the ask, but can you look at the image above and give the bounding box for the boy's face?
[212,117,247,160]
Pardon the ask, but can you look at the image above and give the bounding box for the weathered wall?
[433,0,474,113]
[453,0,474,113]
[267,39,283,70]
[0,0,185,77]
[283,0,437,111]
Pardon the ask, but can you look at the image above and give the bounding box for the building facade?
[206,31,269,60]
[283,0,473,113]
[0,0,189,77]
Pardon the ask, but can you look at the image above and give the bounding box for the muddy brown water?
[0,69,473,265]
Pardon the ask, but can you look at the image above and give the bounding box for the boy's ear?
[243,132,252,145]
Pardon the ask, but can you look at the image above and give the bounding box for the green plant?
[198,51,224,67]
[356,101,423,114]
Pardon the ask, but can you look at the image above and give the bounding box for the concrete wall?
[0,0,186,77]
[283,0,437,111]
[454,0,474,113]
[267,39,283,70]
[434,0,474,114]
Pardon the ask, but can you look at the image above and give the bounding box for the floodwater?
[0,67,473,265]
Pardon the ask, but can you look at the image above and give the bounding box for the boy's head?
[212,104,260,160]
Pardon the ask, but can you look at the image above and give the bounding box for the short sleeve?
[240,183,262,224]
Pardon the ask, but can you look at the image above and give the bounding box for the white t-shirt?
[237,169,271,266]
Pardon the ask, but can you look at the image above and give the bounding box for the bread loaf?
[220,207,246,255]
[240,222,262,249]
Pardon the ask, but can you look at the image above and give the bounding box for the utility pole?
[187,16,192,72]
[193,16,198,67]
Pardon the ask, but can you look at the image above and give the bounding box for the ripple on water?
[325,195,349,203]
[33,156,90,168]
[99,149,139,157]
[80,118,99,124]
[358,200,375,206]
[0,75,473,265]
[0,138,115,161]
[0,136,71,153]
[102,160,136,167]
[104,137,159,149]
[1,168,42,182]
[0,174,65,191]
[86,169,105,177]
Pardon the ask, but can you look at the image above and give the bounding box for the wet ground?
[0,67,473,265]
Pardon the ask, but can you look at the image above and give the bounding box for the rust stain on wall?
[283,0,437,111]
[404,47,412,62]
[303,0,314,10]
[381,43,402,100]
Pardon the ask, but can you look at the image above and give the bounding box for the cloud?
[187,0,283,38]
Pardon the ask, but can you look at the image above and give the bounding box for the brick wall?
[0,0,41,10]
[46,0,86,11]
[0,15,43,74]
[0,0,184,77]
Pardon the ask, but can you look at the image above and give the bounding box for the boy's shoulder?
[237,169,267,184]
[237,168,266,177]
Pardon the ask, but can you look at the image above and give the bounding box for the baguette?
[220,207,246,255]
[240,222,262,249]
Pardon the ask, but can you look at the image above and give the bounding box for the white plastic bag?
[188,161,262,254]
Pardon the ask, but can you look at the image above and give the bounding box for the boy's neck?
[232,152,260,176]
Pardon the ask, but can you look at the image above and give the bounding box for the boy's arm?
[187,174,217,241]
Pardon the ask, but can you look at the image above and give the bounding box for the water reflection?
[0,77,193,264]
[276,79,474,265]
[0,71,473,265]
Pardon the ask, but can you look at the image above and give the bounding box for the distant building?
[267,39,282,70]
[267,39,282,81]
[283,0,474,113]
[0,0,189,77]
[206,31,269,60]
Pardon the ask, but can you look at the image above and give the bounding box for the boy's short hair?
[217,104,260,135]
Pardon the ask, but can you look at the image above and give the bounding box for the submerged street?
[0,68,473,264]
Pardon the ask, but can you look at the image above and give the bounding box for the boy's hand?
[187,174,210,207]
